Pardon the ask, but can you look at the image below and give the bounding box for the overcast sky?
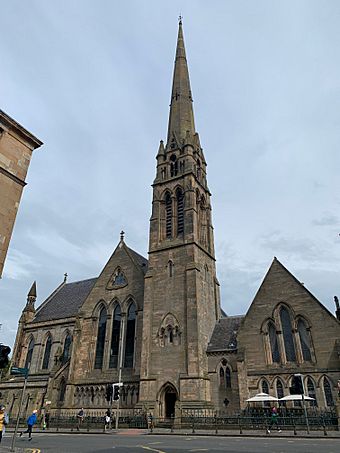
[1,1,340,348]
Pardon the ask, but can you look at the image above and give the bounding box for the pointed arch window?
[276,379,284,399]
[297,319,312,361]
[323,377,334,407]
[25,338,35,369]
[268,322,280,363]
[165,192,172,238]
[261,379,269,394]
[94,307,107,369]
[176,188,184,235]
[42,335,52,370]
[168,260,174,277]
[124,302,136,368]
[109,305,121,368]
[59,378,67,402]
[307,377,317,407]
[280,307,296,362]
[219,367,225,387]
[225,367,231,388]
[61,333,72,365]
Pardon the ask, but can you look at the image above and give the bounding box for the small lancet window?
[219,367,225,387]
[323,377,334,407]
[59,378,67,402]
[25,338,35,370]
[170,154,178,177]
[307,377,317,406]
[197,159,201,179]
[261,379,269,394]
[276,379,284,399]
[268,322,280,363]
[168,260,174,277]
[109,305,121,368]
[42,335,52,370]
[94,307,107,369]
[225,367,231,388]
[165,192,172,238]
[280,306,296,362]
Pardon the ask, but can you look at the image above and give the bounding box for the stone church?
[1,21,340,419]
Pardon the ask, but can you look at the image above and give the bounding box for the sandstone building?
[1,22,339,419]
[0,110,42,277]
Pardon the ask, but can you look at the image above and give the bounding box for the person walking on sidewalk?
[267,406,281,433]
[20,409,38,441]
[76,408,84,431]
[0,405,9,443]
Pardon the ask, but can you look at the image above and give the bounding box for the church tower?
[139,20,221,417]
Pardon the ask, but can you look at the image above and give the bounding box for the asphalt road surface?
[0,433,339,453]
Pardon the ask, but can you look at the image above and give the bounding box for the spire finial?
[178,14,182,25]
[64,272,68,283]
[120,230,125,242]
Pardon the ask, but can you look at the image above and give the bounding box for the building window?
[61,333,72,365]
[124,302,136,368]
[261,379,269,394]
[42,335,52,370]
[268,322,280,363]
[170,154,178,177]
[176,188,184,235]
[219,367,224,387]
[168,260,174,277]
[197,159,201,179]
[165,192,172,238]
[307,377,317,407]
[297,319,312,361]
[225,367,231,388]
[109,305,121,368]
[276,379,284,399]
[280,307,296,362]
[59,378,67,402]
[25,338,35,369]
[323,377,334,407]
[94,307,107,369]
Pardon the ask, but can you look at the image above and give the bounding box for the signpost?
[10,366,29,452]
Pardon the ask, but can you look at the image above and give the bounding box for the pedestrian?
[76,407,84,431]
[20,409,38,441]
[0,405,9,443]
[147,413,153,431]
[104,409,111,430]
[45,411,50,429]
[267,406,281,433]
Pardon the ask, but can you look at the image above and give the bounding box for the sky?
[1,0,340,348]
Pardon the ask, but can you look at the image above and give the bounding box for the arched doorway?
[159,382,178,419]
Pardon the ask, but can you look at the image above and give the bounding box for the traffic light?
[0,345,11,369]
[105,384,113,402]
[290,375,304,395]
[113,385,120,401]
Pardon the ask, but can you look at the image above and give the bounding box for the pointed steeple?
[27,281,37,302]
[166,19,196,147]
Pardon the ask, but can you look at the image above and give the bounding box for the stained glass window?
[109,305,121,368]
[262,380,269,394]
[25,338,35,369]
[225,368,231,388]
[62,333,72,365]
[268,322,280,363]
[276,379,284,399]
[280,307,296,362]
[124,302,136,368]
[59,378,67,402]
[94,307,107,369]
[42,335,52,370]
[219,367,224,387]
[297,319,312,361]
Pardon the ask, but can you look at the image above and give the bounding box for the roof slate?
[126,246,148,274]
[207,316,244,353]
[33,278,97,323]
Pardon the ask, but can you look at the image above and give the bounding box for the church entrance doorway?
[158,382,178,420]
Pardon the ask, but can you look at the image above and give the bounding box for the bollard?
[192,421,195,434]
[87,418,90,432]
[238,416,242,435]
[323,422,327,436]
[215,415,218,435]
[293,420,297,436]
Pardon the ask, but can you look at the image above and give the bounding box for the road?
[0,433,339,452]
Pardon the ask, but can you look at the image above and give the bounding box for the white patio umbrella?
[279,395,315,401]
[246,392,279,402]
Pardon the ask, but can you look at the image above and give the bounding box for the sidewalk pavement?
[3,427,340,439]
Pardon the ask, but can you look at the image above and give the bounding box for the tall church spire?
[166,19,196,147]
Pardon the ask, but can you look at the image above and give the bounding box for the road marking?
[24,449,41,453]
[189,449,208,452]
[140,446,167,453]
[148,442,163,445]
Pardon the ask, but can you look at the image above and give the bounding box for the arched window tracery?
[261,379,269,394]
[297,319,312,361]
[225,367,231,388]
[109,304,121,368]
[280,306,296,362]
[276,379,284,399]
[219,367,225,387]
[168,260,174,277]
[59,378,67,402]
[42,334,52,370]
[94,306,107,369]
[124,302,136,368]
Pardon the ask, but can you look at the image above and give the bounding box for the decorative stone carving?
[106,266,128,290]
